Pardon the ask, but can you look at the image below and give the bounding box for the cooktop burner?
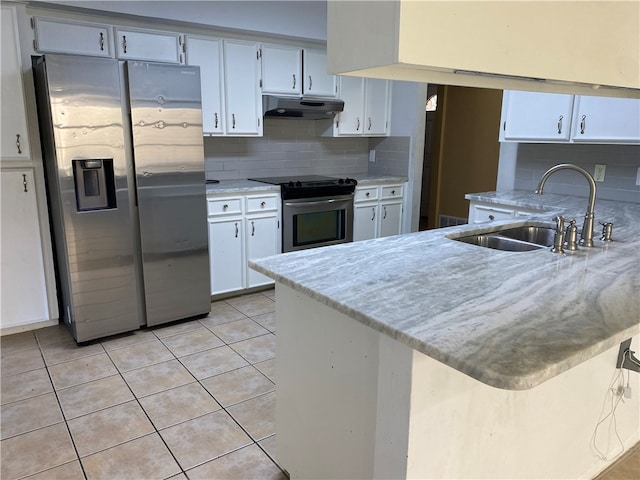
[248,175,357,199]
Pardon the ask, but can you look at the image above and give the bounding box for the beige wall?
[429,86,502,226]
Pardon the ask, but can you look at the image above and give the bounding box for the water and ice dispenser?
[72,159,116,211]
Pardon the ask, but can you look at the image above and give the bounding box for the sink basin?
[451,225,555,252]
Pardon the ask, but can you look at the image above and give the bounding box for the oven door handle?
[285,198,346,207]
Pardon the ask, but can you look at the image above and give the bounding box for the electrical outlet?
[368,150,376,163]
[594,164,606,182]
[636,167,640,186]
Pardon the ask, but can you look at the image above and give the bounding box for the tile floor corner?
[0,289,285,480]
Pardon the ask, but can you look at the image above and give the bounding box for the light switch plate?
[594,164,606,182]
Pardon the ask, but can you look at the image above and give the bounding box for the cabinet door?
[261,44,302,95]
[501,91,574,141]
[364,79,390,136]
[1,170,49,328]
[187,36,224,134]
[223,40,262,136]
[303,49,336,97]
[115,28,183,64]
[33,17,112,57]
[208,218,244,295]
[353,203,378,241]
[336,76,365,135]
[1,6,30,161]
[246,215,278,288]
[378,201,403,238]
[571,96,640,144]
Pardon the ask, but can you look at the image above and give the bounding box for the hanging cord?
[625,349,640,367]
[590,368,626,462]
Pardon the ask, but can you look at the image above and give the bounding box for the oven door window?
[294,210,345,247]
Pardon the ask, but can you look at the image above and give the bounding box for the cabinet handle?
[489,215,495,221]
[580,114,586,134]
[383,206,387,219]
[368,117,372,131]
[371,207,376,221]
[223,204,228,211]
[22,174,28,193]
[251,221,255,236]
[232,114,236,129]
[557,115,563,134]
[309,75,312,90]
[16,134,22,154]
[235,222,239,238]
[292,74,296,90]
[356,117,360,131]
[261,201,266,208]
[99,32,104,51]
[214,113,218,129]
[503,121,506,131]
[122,35,127,54]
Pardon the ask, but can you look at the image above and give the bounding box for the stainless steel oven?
[248,175,357,253]
[283,194,353,252]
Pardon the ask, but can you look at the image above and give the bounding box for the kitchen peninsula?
[250,192,640,479]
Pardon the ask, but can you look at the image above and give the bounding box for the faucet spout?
[535,163,597,247]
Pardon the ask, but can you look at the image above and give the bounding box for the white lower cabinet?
[468,200,545,224]
[1,169,49,330]
[353,183,404,241]
[208,192,280,295]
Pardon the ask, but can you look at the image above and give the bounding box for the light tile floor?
[0,290,285,480]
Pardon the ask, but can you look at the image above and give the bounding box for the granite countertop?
[206,179,280,194]
[352,175,408,185]
[250,190,640,390]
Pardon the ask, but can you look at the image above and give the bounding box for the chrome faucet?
[535,163,597,247]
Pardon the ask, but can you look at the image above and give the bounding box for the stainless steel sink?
[451,225,555,252]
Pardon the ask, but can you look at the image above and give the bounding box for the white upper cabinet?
[500,90,640,144]
[186,36,224,135]
[260,44,302,95]
[571,96,640,144]
[500,91,574,142]
[1,6,30,161]
[332,76,390,137]
[115,28,183,64]
[32,17,113,57]
[223,40,262,136]
[303,49,337,97]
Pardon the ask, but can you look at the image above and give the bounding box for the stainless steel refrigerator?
[33,54,210,342]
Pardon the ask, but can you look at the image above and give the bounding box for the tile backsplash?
[203,118,411,181]
[513,143,640,203]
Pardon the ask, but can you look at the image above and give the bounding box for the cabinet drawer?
[380,184,403,199]
[207,197,243,216]
[354,186,379,202]
[471,205,514,224]
[246,195,279,213]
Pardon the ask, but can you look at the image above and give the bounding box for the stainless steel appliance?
[248,176,356,252]
[262,95,344,119]
[33,54,210,343]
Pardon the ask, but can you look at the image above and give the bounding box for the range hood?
[263,95,344,119]
[327,1,640,99]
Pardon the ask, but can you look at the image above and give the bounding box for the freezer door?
[32,55,141,342]
[127,61,210,326]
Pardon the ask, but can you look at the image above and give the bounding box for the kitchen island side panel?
[274,284,640,479]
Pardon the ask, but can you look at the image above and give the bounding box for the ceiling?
[30,0,328,42]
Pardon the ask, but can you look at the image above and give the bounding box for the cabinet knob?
[223,204,228,211]
[16,134,22,154]
[489,214,495,221]
[365,192,370,197]
[261,201,266,208]
[391,190,395,195]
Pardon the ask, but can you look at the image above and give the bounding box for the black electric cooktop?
[248,175,357,199]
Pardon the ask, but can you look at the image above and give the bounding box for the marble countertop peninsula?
[250,191,640,390]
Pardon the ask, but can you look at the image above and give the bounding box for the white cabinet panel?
[379,201,403,238]
[223,40,262,136]
[336,76,365,135]
[186,36,224,134]
[33,17,112,57]
[1,6,30,161]
[246,215,279,287]
[208,218,244,295]
[303,49,336,97]
[1,170,49,328]
[115,28,182,63]
[353,183,404,241]
[261,44,302,95]
[468,204,514,224]
[501,91,574,142]
[572,96,640,144]
[333,77,390,137]
[353,203,378,242]
[364,78,390,136]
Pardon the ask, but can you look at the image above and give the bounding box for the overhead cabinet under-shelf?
[500,90,640,144]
